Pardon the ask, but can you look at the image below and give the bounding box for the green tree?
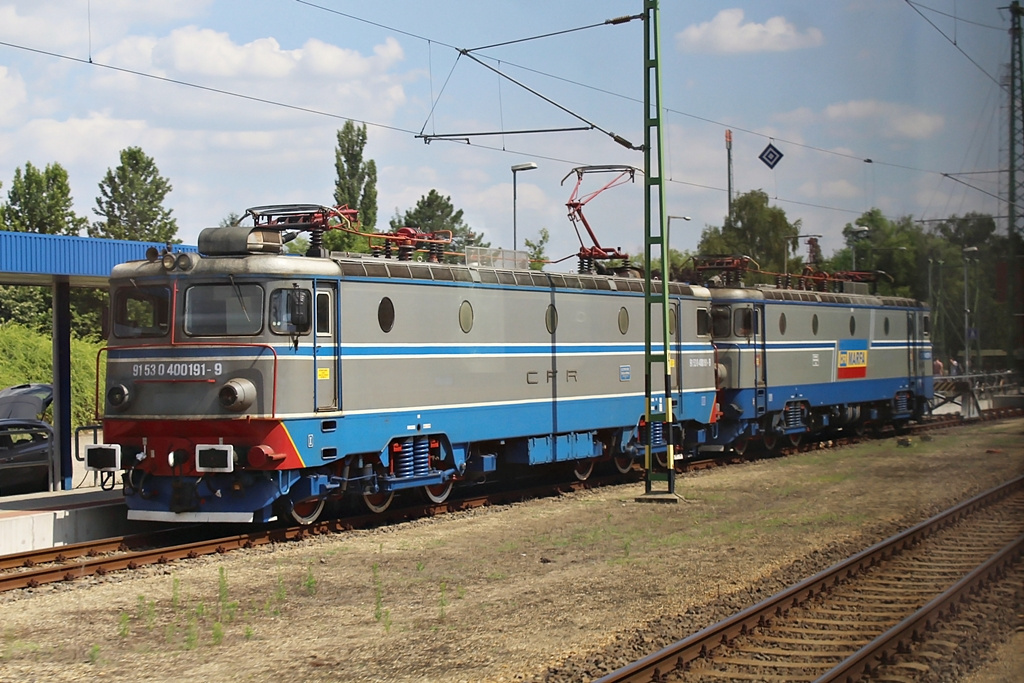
[836,209,921,298]
[923,212,1010,369]
[391,190,487,260]
[0,163,98,336]
[89,146,178,243]
[697,190,801,279]
[523,228,549,270]
[325,121,378,253]
[3,161,87,235]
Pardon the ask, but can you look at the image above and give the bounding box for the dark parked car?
[0,384,53,496]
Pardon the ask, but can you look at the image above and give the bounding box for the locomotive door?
[313,282,339,411]
[752,303,768,417]
[906,310,921,393]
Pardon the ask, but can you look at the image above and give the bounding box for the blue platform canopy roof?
[0,230,197,287]
[0,229,198,492]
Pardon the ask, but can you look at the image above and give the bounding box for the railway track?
[2,410,1017,595]
[596,475,1024,683]
[0,472,632,593]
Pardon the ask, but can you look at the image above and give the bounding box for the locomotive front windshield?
[184,283,264,336]
[113,286,171,338]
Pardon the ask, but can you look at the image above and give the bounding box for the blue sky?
[0,1,1010,269]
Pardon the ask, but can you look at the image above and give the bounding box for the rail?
[595,475,1024,683]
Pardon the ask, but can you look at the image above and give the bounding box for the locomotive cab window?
[923,313,931,337]
[711,305,731,338]
[696,308,711,337]
[113,286,171,338]
[269,289,312,336]
[184,283,264,336]
[734,308,754,338]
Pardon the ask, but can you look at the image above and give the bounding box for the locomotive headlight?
[218,377,256,411]
[168,449,190,468]
[175,253,194,271]
[107,383,131,408]
[161,252,176,270]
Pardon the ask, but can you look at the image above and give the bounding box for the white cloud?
[0,1,212,52]
[0,66,27,125]
[825,100,944,140]
[675,9,824,54]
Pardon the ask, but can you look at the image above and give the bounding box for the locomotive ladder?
[637,0,678,503]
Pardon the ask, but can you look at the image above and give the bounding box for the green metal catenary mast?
[637,0,679,502]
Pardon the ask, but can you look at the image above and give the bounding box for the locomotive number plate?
[132,362,223,378]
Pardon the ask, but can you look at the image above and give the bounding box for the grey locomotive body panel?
[104,255,718,429]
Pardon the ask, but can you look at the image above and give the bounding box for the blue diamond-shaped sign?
[759,143,784,169]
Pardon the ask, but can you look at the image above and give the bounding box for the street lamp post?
[666,215,691,277]
[962,246,978,374]
[850,225,870,271]
[511,162,538,252]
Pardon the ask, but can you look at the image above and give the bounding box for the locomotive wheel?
[787,433,803,448]
[363,490,395,514]
[762,433,778,452]
[573,458,595,481]
[733,438,749,456]
[654,451,669,469]
[422,480,454,504]
[613,454,634,474]
[288,498,326,526]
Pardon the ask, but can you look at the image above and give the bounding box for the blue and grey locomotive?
[85,204,719,524]
[85,205,933,525]
[693,257,933,455]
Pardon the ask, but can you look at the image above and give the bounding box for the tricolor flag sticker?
[837,340,868,379]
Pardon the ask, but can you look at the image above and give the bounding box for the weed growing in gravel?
[211,621,224,646]
[303,565,318,595]
[136,594,156,631]
[117,612,130,638]
[438,580,449,621]
[218,567,229,607]
[215,567,241,623]
[184,613,199,650]
[372,562,392,632]
[87,644,101,664]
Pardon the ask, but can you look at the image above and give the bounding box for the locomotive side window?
[883,317,890,336]
[849,315,856,336]
[545,304,558,334]
[778,312,787,336]
[711,305,731,338]
[618,307,629,335]
[459,300,474,333]
[185,284,264,336]
[734,308,753,337]
[113,286,170,338]
[378,297,395,333]
[270,289,312,336]
[923,313,930,337]
[316,291,331,336]
[696,308,710,337]
[812,314,819,336]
